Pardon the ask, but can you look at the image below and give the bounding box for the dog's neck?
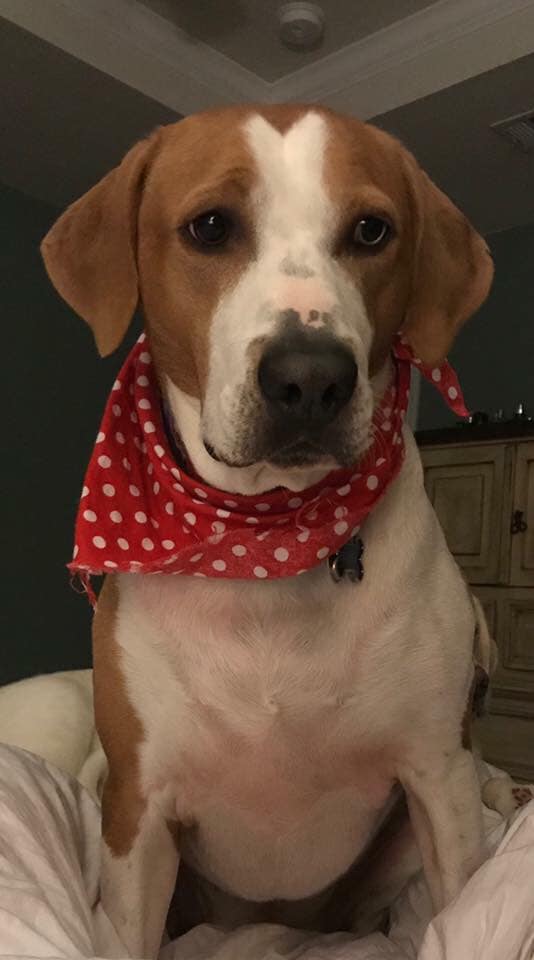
[163,362,392,497]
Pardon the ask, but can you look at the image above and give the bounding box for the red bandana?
[70,333,466,591]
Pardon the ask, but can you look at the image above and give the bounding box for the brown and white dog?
[41,105,494,956]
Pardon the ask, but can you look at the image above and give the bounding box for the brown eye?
[187,210,230,247]
[352,216,391,248]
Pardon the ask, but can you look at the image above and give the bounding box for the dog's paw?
[482,777,533,819]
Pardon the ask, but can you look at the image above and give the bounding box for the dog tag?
[328,537,364,583]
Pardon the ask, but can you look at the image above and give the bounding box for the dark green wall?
[418,222,534,429]
[1,182,136,684]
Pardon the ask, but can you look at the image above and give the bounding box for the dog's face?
[42,105,492,494]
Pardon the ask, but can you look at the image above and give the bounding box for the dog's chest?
[118,571,398,810]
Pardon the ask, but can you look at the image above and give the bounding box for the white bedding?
[0,744,533,960]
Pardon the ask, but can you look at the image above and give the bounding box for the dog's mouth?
[203,436,345,471]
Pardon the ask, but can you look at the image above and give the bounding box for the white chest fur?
[113,434,474,901]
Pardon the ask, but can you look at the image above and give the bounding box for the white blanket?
[0,744,533,960]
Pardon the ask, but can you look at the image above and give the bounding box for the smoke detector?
[491,109,534,153]
[278,2,325,50]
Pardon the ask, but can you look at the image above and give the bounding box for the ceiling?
[0,0,533,234]
[140,0,435,82]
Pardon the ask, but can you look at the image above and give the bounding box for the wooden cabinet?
[420,434,534,779]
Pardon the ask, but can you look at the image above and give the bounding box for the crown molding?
[1,0,533,120]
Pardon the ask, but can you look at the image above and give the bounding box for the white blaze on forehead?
[245,112,330,276]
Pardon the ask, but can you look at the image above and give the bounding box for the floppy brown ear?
[402,161,493,366]
[41,134,157,357]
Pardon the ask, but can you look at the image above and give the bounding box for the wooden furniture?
[419,426,534,780]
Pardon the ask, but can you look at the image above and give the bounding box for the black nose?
[258,333,357,427]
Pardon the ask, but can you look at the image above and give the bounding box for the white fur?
[106,431,483,950]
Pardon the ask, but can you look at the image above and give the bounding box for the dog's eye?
[352,217,391,248]
[187,210,230,247]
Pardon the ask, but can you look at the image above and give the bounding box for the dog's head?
[42,105,492,494]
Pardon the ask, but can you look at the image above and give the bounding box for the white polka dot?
[110,510,122,523]
[115,431,125,445]
[73,545,79,559]
[297,528,310,543]
[209,533,225,545]
[306,510,318,522]
[253,566,268,578]
[93,536,106,549]
[165,501,174,515]
[138,333,146,343]
[288,497,303,509]
[139,398,151,410]
[193,572,206,578]
[382,421,391,432]
[216,509,230,518]
[334,520,349,535]
[376,457,386,467]
[256,531,270,542]
[144,421,155,434]
[81,486,89,498]
[367,475,378,490]
[337,484,351,496]
[104,560,118,569]
[150,518,159,529]
[232,544,247,557]
[431,368,442,382]
[112,379,121,391]
[274,547,289,562]
[448,386,458,400]
[137,375,149,387]
[112,404,121,417]
[224,499,238,508]
[335,506,347,519]
[96,431,105,444]
[98,455,111,469]
[142,537,154,551]
[212,521,226,534]
[190,552,203,563]
[317,547,329,559]
[130,412,138,423]
[83,509,97,522]
[102,483,115,497]
[171,468,181,480]
[135,511,147,524]
[147,463,154,476]
[212,559,226,572]
[153,481,160,494]
[184,512,196,525]
[173,483,185,494]
[140,351,151,364]
[194,488,208,500]
[245,516,259,524]
[154,445,165,458]
[255,502,270,512]
[117,538,129,550]
[129,484,140,497]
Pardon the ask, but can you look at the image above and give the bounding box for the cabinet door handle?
[511,509,528,534]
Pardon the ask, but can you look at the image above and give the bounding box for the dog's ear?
[41,133,157,357]
[402,156,493,365]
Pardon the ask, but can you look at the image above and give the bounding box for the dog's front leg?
[100,773,180,959]
[398,745,484,912]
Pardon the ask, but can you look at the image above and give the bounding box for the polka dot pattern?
[69,333,468,593]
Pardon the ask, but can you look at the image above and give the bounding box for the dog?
[41,104,494,957]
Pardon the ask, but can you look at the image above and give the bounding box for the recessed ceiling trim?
[0,0,533,120]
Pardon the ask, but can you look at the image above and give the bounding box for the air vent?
[491,110,534,153]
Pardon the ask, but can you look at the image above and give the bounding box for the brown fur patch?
[93,576,147,856]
